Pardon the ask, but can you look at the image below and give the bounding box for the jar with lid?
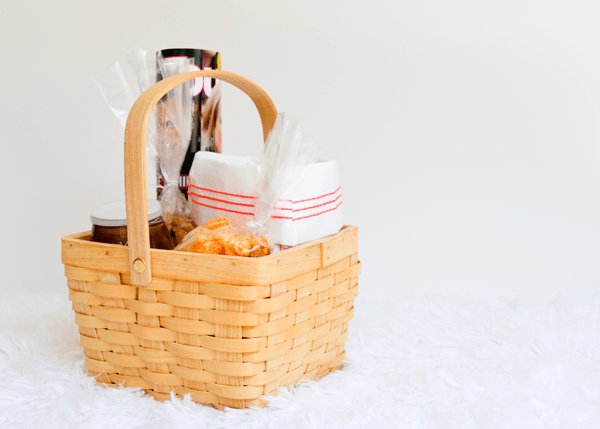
[90,200,176,250]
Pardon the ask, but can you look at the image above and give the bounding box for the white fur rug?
[1,292,600,428]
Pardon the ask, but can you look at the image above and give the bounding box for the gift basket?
[61,70,360,409]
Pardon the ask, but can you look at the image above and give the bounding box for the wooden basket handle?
[124,70,278,286]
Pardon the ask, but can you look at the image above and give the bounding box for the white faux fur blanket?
[1,292,600,428]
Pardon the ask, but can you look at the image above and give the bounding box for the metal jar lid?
[90,200,162,227]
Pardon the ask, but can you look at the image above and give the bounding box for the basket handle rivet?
[133,258,146,273]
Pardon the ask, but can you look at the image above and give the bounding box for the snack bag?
[181,217,270,257]
[153,54,196,242]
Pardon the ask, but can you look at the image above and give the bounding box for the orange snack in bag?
[191,217,271,257]
[223,234,270,257]
[192,233,224,254]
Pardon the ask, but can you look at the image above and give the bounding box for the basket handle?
[124,70,278,286]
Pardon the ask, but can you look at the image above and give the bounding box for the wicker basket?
[61,70,360,409]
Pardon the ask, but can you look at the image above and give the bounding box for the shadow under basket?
[61,225,359,409]
[61,69,359,409]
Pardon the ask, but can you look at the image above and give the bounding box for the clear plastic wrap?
[253,113,321,229]
[177,113,320,257]
[154,54,196,242]
[93,49,197,243]
[93,49,156,128]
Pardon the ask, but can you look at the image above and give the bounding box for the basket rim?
[61,224,355,260]
[62,225,358,286]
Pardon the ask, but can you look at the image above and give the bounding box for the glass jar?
[90,200,176,250]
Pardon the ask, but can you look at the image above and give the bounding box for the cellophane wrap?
[253,113,321,230]
[93,49,156,128]
[93,49,159,167]
[154,54,195,242]
[93,49,197,243]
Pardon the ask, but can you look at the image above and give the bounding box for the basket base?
[90,363,344,409]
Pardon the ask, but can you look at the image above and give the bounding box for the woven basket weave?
[61,70,360,409]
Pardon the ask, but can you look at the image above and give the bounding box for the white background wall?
[1,0,599,298]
